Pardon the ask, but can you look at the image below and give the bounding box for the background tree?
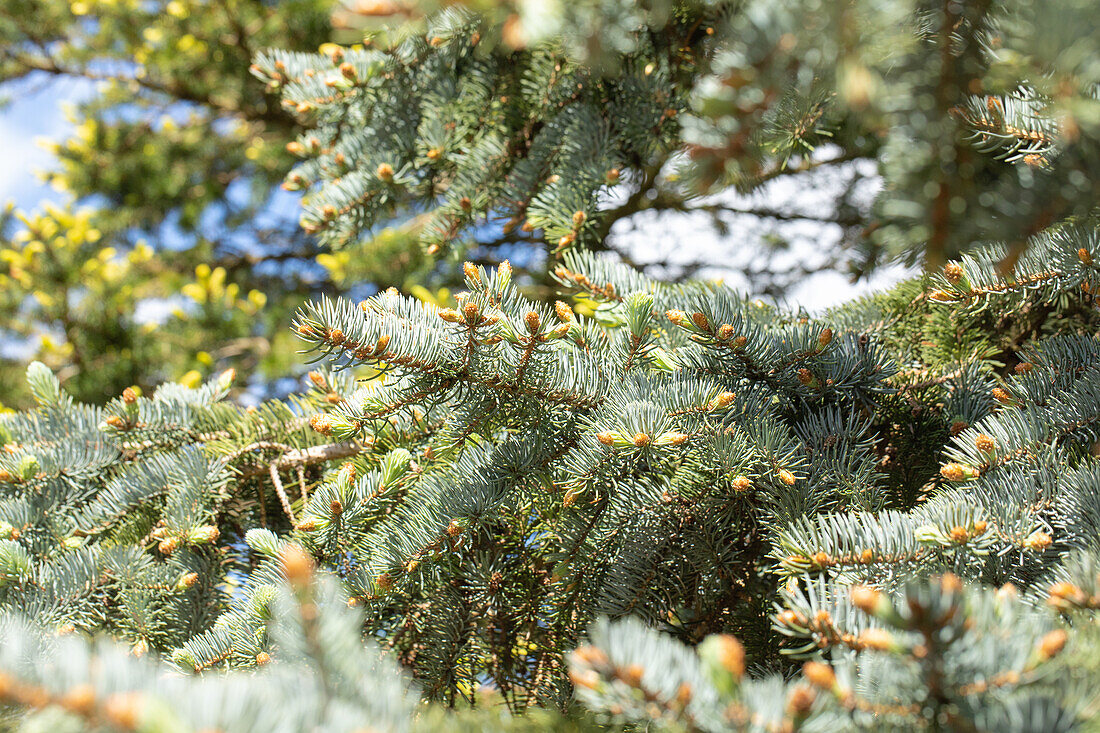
[0,0,340,405]
[279,0,1100,283]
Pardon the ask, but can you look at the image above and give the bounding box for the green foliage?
[0,359,367,653]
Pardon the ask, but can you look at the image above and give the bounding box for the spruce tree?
[2,1,1100,732]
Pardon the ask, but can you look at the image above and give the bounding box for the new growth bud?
[280,543,314,586]
[802,661,836,691]
[439,308,463,324]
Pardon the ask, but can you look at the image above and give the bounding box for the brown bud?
[802,661,836,691]
[60,684,96,715]
[675,681,693,707]
[296,519,318,532]
[778,469,797,486]
[1025,531,1052,551]
[797,368,814,386]
[973,520,988,534]
[462,302,480,325]
[459,196,472,211]
[1077,248,1093,265]
[975,434,995,452]
[524,311,541,334]
[1048,582,1086,607]
[557,232,576,249]
[690,312,710,330]
[786,685,816,717]
[732,335,748,349]
[373,334,391,354]
[280,543,314,586]
[712,392,736,409]
[777,609,803,628]
[105,415,127,429]
[1038,629,1068,659]
[308,371,326,389]
[596,432,615,446]
[325,392,341,404]
[632,432,650,448]
[949,526,969,543]
[929,288,958,303]
[376,163,394,181]
[572,644,609,668]
[122,387,138,404]
[426,147,442,160]
[858,628,894,651]
[339,62,356,79]
[309,414,333,436]
[950,420,969,436]
[605,168,620,184]
[817,328,833,348]
[554,300,574,322]
[439,308,463,324]
[992,387,1013,404]
[103,693,142,730]
[327,328,344,345]
[158,537,179,555]
[851,585,882,614]
[255,651,272,666]
[446,519,464,537]
[731,476,752,492]
[944,262,964,283]
[375,572,393,590]
[941,572,963,594]
[330,500,343,518]
[181,572,199,588]
[1014,362,1034,374]
[569,668,600,690]
[939,463,968,481]
[616,664,645,687]
[860,548,874,564]
[666,310,689,327]
[710,635,745,679]
[463,262,481,283]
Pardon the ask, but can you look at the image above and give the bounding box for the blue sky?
[0,72,908,313]
[0,75,96,211]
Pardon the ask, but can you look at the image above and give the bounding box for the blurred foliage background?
[0,0,337,404]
